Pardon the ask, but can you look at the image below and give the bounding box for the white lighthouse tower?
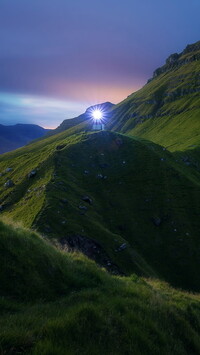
[92,109,105,130]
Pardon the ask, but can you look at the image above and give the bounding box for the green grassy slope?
[1,130,200,291]
[108,40,200,154]
[1,219,200,355]
[0,219,103,301]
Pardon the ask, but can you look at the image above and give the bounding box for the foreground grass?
[1,220,200,354]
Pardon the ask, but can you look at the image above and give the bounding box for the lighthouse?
[92,109,105,131]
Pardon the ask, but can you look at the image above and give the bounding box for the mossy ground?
[1,219,200,355]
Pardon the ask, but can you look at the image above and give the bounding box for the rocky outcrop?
[59,234,121,274]
[82,196,93,205]
[4,180,14,188]
[151,41,200,80]
[28,170,37,178]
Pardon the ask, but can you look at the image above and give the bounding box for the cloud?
[0,93,88,128]
[0,0,199,126]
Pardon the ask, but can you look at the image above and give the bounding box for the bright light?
[92,109,103,120]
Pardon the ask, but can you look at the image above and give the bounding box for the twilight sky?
[0,0,200,128]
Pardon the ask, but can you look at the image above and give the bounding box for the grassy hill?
[1,40,200,354]
[108,40,200,154]
[1,219,200,354]
[1,130,200,291]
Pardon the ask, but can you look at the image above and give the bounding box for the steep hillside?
[0,124,48,154]
[1,130,200,291]
[1,219,200,355]
[108,40,200,153]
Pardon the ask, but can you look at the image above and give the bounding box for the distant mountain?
[0,124,48,154]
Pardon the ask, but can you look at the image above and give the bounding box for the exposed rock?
[4,179,14,188]
[60,198,68,204]
[56,144,66,150]
[182,156,189,162]
[82,196,93,205]
[5,168,12,173]
[166,53,179,65]
[116,243,127,252]
[152,217,162,227]
[59,234,122,274]
[99,163,110,168]
[151,42,200,80]
[78,204,87,211]
[28,170,37,178]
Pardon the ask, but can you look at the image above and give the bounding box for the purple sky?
[0,0,200,128]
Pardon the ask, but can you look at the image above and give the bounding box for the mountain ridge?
[0,123,48,154]
[150,40,200,80]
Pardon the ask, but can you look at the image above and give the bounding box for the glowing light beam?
[92,109,103,120]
